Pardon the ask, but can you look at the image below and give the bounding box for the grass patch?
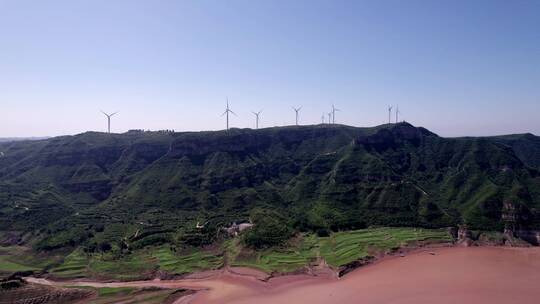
[153,247,223,275]
[230,228,451,273]
[97,287,136,297]
[88,251,157,280]
[51,249,157,280]
[231,234,319,273]
[0,246,55,273]
[50,249,89,278]
[319,227,452,267]
[0,255,39,272]
[4,227,452,278]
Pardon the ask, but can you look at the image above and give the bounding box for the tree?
[244,209,293,249]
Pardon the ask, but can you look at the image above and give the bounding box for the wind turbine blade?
[221,110,227,116]
[230,110,237,116]
[110,111,118,116]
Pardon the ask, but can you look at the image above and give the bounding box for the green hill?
[0,124,539,253]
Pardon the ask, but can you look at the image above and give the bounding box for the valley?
[1,123,540,303]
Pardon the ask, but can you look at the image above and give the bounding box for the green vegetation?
[243,209,293,249]
[43,246,223,279]
[97,287,136,297]
[1,227,453,277]
[50,249,156,280]
[319,227,452,267]
[153,247,223,275]
[0,256,39,272]
[0,123,539,278]
[231,234,319,273]
[0,246,55,274]
[230,227,452,272]
[50,249,89,278]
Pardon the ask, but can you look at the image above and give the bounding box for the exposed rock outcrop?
[457,225,474,246]
[515,230,540,245]
[337,256,375,277]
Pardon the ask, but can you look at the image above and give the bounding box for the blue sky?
[1,0,538,137]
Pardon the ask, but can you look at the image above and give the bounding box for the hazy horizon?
[1,121,538,140]
[1,0,539,138]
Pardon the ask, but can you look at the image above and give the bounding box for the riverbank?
[0,227,453,282]
[24,246,540,304]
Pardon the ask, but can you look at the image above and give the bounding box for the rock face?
[457,226,474,246]
[223,222,254,237]
[515,230,540,245]
[0,231,23,246]
[338,256,376,277]
[447,227,458,240]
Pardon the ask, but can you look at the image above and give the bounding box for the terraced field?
[230,235,319,273]
[88,252,156,280]
[50,249,89,278]
[153,247,223,275]
[1,227,453,278]
[231,228,452,272]
[0,256,39,272]
[0,246,52,274]
[48,247,224,279]
[50,249,156,280]
[319,227,452,267]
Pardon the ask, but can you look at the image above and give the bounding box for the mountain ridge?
[0,123,539,251]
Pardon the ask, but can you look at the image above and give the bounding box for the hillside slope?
[0,123,538,251]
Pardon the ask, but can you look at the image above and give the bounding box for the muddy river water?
[28,247,540,304]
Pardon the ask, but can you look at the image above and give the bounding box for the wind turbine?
[321,113,325,124]
[252,110,262,129]
[327,112,332,124]
[331,104,341,124]
[101,111,118,134]
[222,98,236,131]
[387,105,393,124]
[292,106,302,125]
[395,105,400,123]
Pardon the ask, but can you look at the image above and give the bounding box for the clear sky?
[1,0,538,137]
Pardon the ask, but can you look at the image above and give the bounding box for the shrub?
[243,209,293,249]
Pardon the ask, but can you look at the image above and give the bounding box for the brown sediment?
[26,246,540,304]
[0,282,94,304]
[225,267,271,281]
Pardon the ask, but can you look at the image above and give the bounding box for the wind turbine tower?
[387,105,393,124]
[395,105,400,123]
[252,110,262,129]
[292,106,302,125]
[331,104,340,124]
[101,111,118,134]
[328,112,332,124]
[321,113,325,124]
[222,98,236,131]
